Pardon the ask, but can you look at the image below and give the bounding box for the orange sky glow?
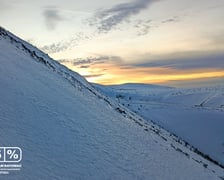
[62,62,224,85]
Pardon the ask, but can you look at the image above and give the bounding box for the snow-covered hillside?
[94,83,224,167]
[0,27,223,179]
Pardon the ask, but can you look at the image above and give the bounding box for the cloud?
[41,42,68,53]
[59,55,123,66]
[133,16,180,36]
[80,65,90,69]
[72,57,105,66]
[134,19,152,36]
[56,59,70,64]
[73,56,122,66]
[43,8,65,30]
[84,74,104,78]
[88,0,157,33]
[134,52,224,70]
[40,32,90,53]
[161,16,180,24]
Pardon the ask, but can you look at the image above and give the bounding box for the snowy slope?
[0,27,223,179]
[94,83,224,167]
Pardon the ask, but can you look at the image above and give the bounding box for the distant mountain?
[105,83,173,89]
[0,27,223,179]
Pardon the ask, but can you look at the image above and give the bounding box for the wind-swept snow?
[0,27,223,179]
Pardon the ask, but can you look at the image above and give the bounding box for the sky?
[1,0,224,87]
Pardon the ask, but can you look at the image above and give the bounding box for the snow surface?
[0,27,223,179]
[94,83,224,167]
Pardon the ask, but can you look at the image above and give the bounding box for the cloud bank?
[134,52,224,70]
[88,0,157,33]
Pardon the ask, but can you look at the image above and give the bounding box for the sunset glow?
[1,0,224,87]
[63,61,224,85]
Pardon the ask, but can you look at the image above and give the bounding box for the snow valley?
[94,83,224,167]
[0,27,223,179]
